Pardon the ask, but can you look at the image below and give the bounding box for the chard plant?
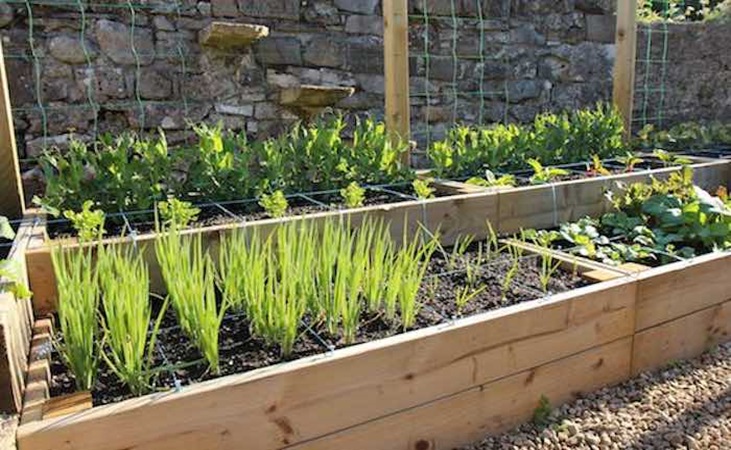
[413,178,436,200]
[64,200,105,242]
[259,190,288,218]
[653,149,692,167]
[158,198,200,229]
[51,247,99,390]
[586,155,611,177]
[465,170,515,188]
[155,230,224,373]
[98,245,168,395]
[340,182,366,208]
[527,159,569,185]
[616,151,644,172]
[537,250,562,294]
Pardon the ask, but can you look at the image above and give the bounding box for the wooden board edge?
[631,299,731,376]
[17,277,636,450]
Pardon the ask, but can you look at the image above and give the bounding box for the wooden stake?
[383,0,411,165]
[0,40,24,219]
[612,0,638,141]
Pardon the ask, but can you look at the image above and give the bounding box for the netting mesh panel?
[408,0,512,150]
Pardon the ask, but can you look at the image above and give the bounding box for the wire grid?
[634,0,682,129]
[409,1,512,151]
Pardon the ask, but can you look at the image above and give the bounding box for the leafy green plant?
[653,149,692,167]
[51,247,99,390]
[413,178,435,200]
[428,104,625,180]
[155,230,225,373]
[465,170,516,188]
[527,159,569,185]
[532,395,553,428]
[0,216,13,241]
[64,200,105,242]
[158,198,200,229]
[392,231,438,329]
[617,151,645,172]
[259,190,288,218]
[98,245,168,395]
[586,155,611,177]
[340,182,366,208]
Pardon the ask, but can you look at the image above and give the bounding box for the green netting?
[409,1,512,149]
[635,0,682,129]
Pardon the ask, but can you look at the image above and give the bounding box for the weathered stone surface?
[586,14,615,43]
[211,0,239,17]
[345,15,383,36]
[48,36,97,64]
[255,37,302,66]
[345,36,383,73]
[153,16,176,31]
[335,0,379,15]
[199,22,269,49]
[215,103,254,116]
[303,36,345,68]
[304,1,341,25]
[95,20,155,65]
[575,0,615,14]
[238,0,300,20]
[138,69,172,100]
[280,84,355,107]
[0,2,14,28]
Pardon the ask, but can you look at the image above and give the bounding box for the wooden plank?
[20,320,52,425]
[383,0,411,165]
[290,338,633,450]
[43,392,92,420]
[17,278,635,450]
[632,300,731,375]
[0,40,24,218]
[635,252,731,331]
[612,0,638,140]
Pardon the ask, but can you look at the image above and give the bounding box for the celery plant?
[98,245,167,395]
[155,230,224,373]
[51,247,99,390]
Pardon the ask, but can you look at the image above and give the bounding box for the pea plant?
[259,190,289,218]
[340,182,366,208]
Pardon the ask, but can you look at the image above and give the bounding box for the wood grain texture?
[17,279,635,450]
[291,338,633,450]
[612,0,638,139]
[632,300,731,375]
[0,40,24,218]
[383,0,411,164]
[635,252,731,331]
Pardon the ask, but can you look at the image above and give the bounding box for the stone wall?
[0,0,618,172]
[633,21,731,130]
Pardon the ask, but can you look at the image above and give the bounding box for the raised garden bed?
[15,242,731,450]
[24,158,731,317]
[12,153,731,450]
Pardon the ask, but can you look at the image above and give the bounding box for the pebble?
[460,342,731,449]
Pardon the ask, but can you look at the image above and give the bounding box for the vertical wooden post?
[0,40,24,218]
[612,0,638,141]
[383,0,411,165]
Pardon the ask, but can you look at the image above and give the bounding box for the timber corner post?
[0,39,25,219]
[383,0,412,166]
[612,0,639,141]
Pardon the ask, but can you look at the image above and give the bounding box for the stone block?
[303,36,345,68]
[199,22,269,49]
[586,14,615,43]
[212,0,239,17]
[345,15,383,36]
[335,0,379,14]
[238,0,300,20]
[48,36,97,64]
[95,19,155,66]
[256,37,302,66]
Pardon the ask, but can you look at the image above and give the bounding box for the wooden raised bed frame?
[15,246,731,450]
[0,217,42,412]
[13,159,731,449]
[24,159,731,316]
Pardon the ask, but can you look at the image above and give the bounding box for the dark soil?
[45,187,419,241]
[47,240,591,408]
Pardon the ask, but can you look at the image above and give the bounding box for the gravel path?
[461,342,731,450]
[0,415,16,450]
